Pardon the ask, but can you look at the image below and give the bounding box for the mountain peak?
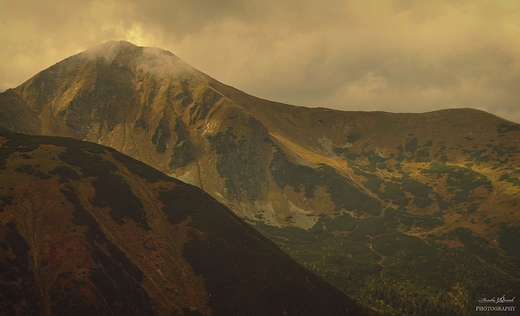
[82,40,139,61]
[96,39,138,49]
[78,40,194,79]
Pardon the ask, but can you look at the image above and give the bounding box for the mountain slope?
[0,127,373,315]
[0,40,381,224]
[2,41,519,225]
[1,40,519,315]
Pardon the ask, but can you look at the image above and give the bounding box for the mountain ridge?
[1,41,519,315]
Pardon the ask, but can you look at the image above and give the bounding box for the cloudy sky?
[1,0,520,123]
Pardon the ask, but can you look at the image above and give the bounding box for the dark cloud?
[1,0,519,123]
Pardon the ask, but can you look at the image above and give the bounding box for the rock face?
[0,127,373,316]
[1,40,520,314]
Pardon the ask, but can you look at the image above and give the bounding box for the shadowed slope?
[0,127,374,315]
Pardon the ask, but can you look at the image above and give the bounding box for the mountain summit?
[1,41,519,314]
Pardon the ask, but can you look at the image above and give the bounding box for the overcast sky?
[1,0,519,123]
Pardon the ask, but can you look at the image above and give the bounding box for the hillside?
[1,40,519,315]
[0,127,372,315]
